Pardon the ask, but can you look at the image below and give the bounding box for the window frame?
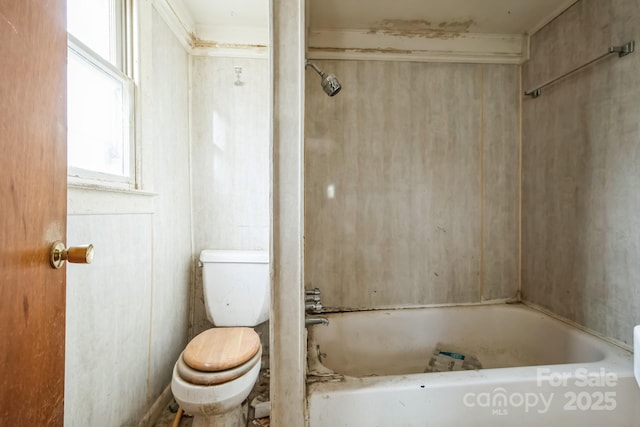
[67,0,137,189]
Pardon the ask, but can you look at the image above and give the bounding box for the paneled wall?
[190,55,270,335]
[305,60,520,310]
[148,8,192,402]
[522,0,640,346]
[64,8,191,426]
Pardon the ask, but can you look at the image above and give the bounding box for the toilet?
[171,250,269,427]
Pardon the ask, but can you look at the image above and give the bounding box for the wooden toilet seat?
[177,347,262,385]
[178,327,261,385]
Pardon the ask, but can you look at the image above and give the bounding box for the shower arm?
[305,60,325,77]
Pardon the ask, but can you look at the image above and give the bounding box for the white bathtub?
[306,304,640,427]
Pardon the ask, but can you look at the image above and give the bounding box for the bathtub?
[306,304,640,427]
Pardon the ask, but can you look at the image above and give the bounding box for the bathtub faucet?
[306,302,324,312]
[305,287,324,313]
[305,316,329,327]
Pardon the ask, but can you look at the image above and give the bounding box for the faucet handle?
[306,287,321,296]
[305,302,323,312]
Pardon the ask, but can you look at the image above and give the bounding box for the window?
[67,0,135,185]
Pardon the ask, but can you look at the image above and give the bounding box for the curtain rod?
[524,40,635,99]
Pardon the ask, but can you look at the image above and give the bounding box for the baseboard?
[138,384,173,427]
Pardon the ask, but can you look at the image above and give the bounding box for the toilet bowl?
[172,328,262,426]
[171,250,269,426]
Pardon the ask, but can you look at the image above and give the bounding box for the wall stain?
[193,38,267,50]
[368,19,476,40]
[310,47,415,55]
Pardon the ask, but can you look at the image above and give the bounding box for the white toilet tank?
[200,250,270,327]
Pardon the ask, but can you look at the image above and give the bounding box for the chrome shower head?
[320,73,341,97]
[305,60,341,97]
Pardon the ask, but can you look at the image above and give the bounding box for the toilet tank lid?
[200,250,269,264]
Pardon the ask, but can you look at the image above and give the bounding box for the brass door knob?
[50,241,94,269]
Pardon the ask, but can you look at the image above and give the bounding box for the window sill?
[68,182,157,215]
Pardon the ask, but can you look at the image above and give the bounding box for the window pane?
[67,49,129,177]
[67,0,117,66]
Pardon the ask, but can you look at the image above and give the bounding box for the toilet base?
[191,403,246,427]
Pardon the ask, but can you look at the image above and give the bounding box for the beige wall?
[522,0,640,346]
[305,60,520,310]
[64,8,192,426]
[190,55,270,336]
[148,7,192,403]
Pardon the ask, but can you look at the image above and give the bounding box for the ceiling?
[179,0,579,62]
[182,0,268,31]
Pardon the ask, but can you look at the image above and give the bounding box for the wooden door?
[0,1,68,425]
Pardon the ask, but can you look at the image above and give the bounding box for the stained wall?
[305,60,520,309]
[522,0,640,346]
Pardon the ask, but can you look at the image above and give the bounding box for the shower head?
[305,60,341,97]
[320,73,341,97]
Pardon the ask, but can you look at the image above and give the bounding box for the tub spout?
[305,316,329,327]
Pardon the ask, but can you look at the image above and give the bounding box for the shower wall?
[305,60,520,310]
[522,0,640,346]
